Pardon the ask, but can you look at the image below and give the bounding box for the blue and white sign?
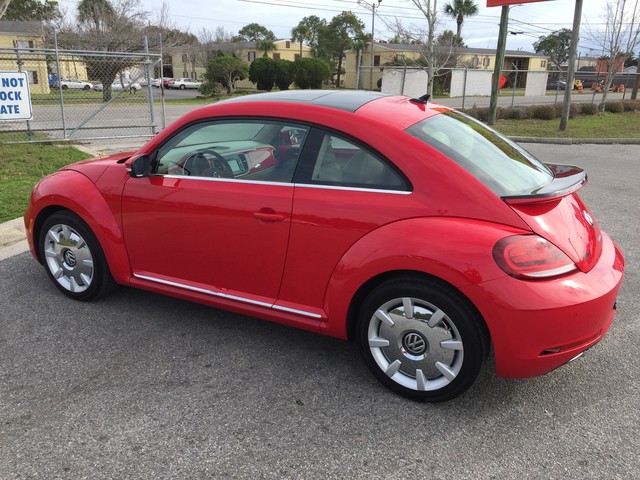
[0,71,33,121]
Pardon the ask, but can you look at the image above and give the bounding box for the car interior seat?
[312,136,342,182]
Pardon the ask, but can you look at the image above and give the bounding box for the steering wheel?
[199,149,234,178]
[177,149,233,178]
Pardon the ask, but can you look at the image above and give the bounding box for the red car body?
[24,91,624,401]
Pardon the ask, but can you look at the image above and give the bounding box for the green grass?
[493,111,640,138]
[0,143,91,223]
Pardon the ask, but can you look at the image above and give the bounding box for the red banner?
[487,0,550,6]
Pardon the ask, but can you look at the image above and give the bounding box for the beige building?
[346,42,549,90]
[172,39,313,79]
[52,56,90,83]
[0,21,49,94]
[171,39,313,89]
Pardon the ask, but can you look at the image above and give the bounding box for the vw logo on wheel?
[403,332,427,356]
[63,249,77,267]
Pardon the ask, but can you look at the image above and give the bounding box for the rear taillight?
[493,235,577,280]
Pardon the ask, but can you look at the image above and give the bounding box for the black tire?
[61,85,68,90]
[357,277,489,402]
[39,211,116,301]
[180,84,185,90]
[83,85,90,90]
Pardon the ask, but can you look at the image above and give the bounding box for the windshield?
[405,111,553,197]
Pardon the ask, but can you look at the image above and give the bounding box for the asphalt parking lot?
[1,144,638,479]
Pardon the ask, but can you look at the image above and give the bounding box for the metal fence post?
[144,36,156,136]
[53,29,67,140]
[12,40,33,141]
[159,33,166,130]
[462,68,468,110]
[511,66,518,108]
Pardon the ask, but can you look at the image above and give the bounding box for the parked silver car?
[168,77,202,89]
[93,80,142,92]
[57,78,92,90]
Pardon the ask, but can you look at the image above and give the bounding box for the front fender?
[25,170,131,284]
[322,217,528,339]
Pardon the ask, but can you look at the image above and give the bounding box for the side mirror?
[129,155,151,178]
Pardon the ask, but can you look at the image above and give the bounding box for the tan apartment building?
[0,20,49,94]
[171,39,313,88]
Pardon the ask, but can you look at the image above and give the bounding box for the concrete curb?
[0,218,29,261]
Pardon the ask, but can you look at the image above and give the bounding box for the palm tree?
[291,24,310,58]
[443,0,478,39]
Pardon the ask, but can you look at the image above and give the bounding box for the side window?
[154,120,309,184]
[309,133,407,190]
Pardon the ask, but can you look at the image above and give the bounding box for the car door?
[121,119,310,307]
[275,128,417,315]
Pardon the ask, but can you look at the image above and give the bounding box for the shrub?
[604,101,624,113]
[274,59,294,91]
[529,104,557,120]
[581,102,598,115]
[553,102,563,118]
[464,105,490,122]
[293,57,331,89]
[569,102,582,118]
[198,81,221,97]
[553,102,582,118]
[503,106,529,120]
[249,57,276,91]
[622,99,640,111]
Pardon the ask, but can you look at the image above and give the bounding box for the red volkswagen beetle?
[24,91,624,402]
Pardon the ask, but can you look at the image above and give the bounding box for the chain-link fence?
[0,37,163,145]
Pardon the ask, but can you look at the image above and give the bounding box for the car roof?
[219,90,395,113]
[141,90,450,155]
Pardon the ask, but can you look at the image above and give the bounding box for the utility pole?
[488,6,509,125]
[359,0,381,90]
[560,0,583,131]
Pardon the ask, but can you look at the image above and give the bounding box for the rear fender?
[27,170,130,284]
[322,217,528,339]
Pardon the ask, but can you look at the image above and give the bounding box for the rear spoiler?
[503,164,587,205]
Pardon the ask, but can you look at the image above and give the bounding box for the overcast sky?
[58,0,609,54]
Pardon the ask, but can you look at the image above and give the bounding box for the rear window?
[405,111,553,196]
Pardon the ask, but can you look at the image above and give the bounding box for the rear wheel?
[180,84,186,90]
[358,277,489,402]
[39,211,116,301]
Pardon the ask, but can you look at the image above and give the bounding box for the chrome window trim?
[134,273,321,318]
[295,183,412,195]
[154,174,411,195]
[156,174,295,188]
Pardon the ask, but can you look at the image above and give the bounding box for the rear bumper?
[461,232,624,378]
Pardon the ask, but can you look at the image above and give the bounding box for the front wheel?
[358,278,489,402]
[39,211,116,301]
